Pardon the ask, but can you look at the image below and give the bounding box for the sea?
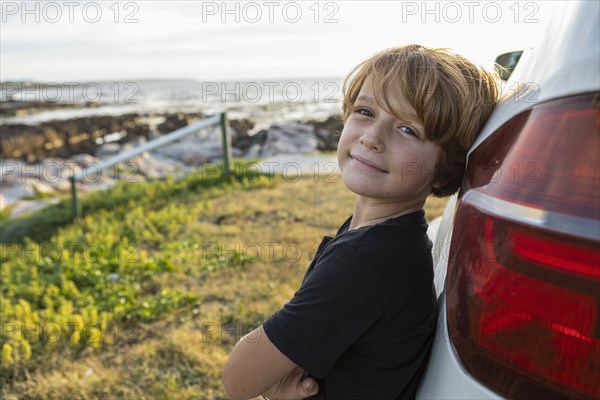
[0,78,345,126]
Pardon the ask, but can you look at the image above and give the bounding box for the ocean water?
[0,78,344,125]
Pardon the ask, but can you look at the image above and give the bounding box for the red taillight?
[447,93,600,399]
[510,226,600,279]
[466,93,600,219]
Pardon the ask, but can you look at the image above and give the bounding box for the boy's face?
[337,75,441,204]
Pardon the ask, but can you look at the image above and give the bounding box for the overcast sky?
[1,1,558,82]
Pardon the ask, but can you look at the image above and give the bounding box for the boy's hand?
[262,366,319,399]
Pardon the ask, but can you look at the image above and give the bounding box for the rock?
[130,153,177,180]
[245,144,262,159]
[306,115,343,151]
[157,113,187,134]
[0,113,149,162]
[30,180,54,194]
[123,124,151,142]
[260,123,318,157]
[156,112,205,134]
[133,136,148,147]
[230,118,255,141]
[0,127,47,161]
[96,143,121,158]
[7,197,61,218]
[0,159,25,182]
[232,122,266,154]
[34,158,77,190]
[153,142,186,161]
[71,153,101,168]
[231,148,243,158]
[153,124,223,164]
[45,178,71,191]
[0,179,35,204]
[181,151,210,166]
[79,168,117,186]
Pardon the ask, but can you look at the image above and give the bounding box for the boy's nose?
[359,129,385,152]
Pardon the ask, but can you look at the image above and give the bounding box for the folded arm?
[222,325,318,400]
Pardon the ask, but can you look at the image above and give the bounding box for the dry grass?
[2,175,447,400]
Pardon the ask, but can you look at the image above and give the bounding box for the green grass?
[0,160,448,399]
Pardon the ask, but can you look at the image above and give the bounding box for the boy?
[222,45,499,399]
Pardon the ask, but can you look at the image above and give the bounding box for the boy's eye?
[354,107,373,117]
[399,125,419,138]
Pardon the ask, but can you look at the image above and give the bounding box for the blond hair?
[342,44,499,197]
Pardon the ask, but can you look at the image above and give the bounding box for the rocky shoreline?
[0,105,343,218]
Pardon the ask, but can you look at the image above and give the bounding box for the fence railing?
[69,112,232,219]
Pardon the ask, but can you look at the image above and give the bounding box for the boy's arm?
[222,325,319,400]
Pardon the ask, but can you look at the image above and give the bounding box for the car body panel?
[470,0,600,153]
[416,1,599,398]
[419,295,503,400]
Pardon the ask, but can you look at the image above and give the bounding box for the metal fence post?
[220,112,233,180]
[69,175,80,220]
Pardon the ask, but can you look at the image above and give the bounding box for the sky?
[0,0,559,82]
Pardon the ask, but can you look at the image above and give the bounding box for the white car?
[417,1,599,399]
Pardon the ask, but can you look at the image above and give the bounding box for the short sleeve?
[263,244,389,378]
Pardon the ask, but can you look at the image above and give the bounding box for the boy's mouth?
[349,153,388,173]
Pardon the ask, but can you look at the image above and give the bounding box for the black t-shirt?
[263,210,438,400]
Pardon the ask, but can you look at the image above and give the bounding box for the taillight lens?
[447,93,600,399]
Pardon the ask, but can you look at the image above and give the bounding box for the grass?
[0,161,448,399]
